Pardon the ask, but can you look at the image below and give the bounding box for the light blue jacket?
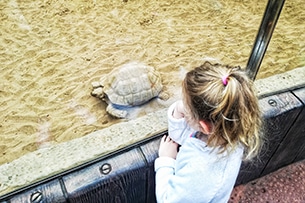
[155,102,243,203]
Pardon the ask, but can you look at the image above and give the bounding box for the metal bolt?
[30,190,43,203]
[100,163,112,175]
[268,99,277,107]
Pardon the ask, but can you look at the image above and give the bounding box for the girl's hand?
[173,100,185,119]
[158,135,179,159]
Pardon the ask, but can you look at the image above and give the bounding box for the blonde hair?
[183,61,262,160]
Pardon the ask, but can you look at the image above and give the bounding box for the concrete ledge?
[0,66,305,197]
[254,66,305,98]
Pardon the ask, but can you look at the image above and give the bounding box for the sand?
[0,0,304,165]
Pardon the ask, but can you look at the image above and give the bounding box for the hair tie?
[222,75,229,86]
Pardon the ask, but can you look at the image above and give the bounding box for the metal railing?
[246,0,286,80]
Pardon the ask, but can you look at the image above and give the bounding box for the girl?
[155,61,262,203]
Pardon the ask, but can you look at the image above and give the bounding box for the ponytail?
[183,61,262,160]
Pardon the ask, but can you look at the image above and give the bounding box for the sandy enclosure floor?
[0,0,304,165]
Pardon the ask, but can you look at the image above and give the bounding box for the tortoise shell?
[92,62,163,107]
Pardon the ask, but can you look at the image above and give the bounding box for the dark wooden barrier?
[291,88,305,162]
[63,148,148,203]
[1,179,66,203]
[1,87,304,203]
[236,89,304,184]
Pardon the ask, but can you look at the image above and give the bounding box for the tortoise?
[91,62,168,118]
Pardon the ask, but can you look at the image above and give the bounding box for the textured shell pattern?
[101,63,163,106]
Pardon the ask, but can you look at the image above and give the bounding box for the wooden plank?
[140,135,164,166]
[261,92,303,176]
[290,107,305,162]
[63,148,147,203]
[8,179,66,203]
[293,86,305,103]
[140,135,164,203]
[294,113,305,162]
[292,87,305,162]
[236,91,302,185]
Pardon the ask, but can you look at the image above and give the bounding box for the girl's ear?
[199,120,211,134]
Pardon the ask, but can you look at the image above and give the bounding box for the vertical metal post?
[246,0,285,80]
